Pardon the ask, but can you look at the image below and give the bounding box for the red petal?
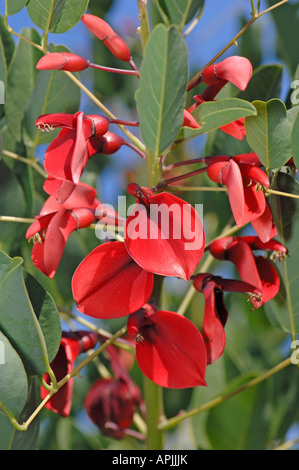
[226,238,263,291]
[72,241,154,319]
[43,177,77,205]
[255,256,280,304]
[217,159,246,226]
[41,343,74,417]
[217,56,253,90]
[251,202,277,243]
[71,111,90,183]
[36,52,88,72]
[62,182,98,210]
[35,113,76,130]
[127,310,207,388]
[182,109,201,128]
[200,282,227,364]
[32,210,78,278]
[26,213,54,239]
[220,118,246,140]
[125,191,205,281]
[44,128,77,181]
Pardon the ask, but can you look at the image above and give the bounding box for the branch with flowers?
[0,0,299,452]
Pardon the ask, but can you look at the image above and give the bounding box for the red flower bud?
[36,52,89,72]
[81,14,131,62]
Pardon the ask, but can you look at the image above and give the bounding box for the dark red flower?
[127,307,207,389]
[84,342,143,439]
[193,273,262,364]
[204,154,272,237]
[36,52,89,72]
[41,330,98,417]
[26,181,99,278]
[208,236,287,306]
[85,377,142,439]
[72,241,154,319]
[81,14,132,62]
[125,183,205,281]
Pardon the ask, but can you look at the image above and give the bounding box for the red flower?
[201,56,253,90]
[193,273,262,364]
[125,183,205,281]
[26,181,99,278]
[72,241,154,319]
[185,57,252,140]
[84,342,143,439]
[208,236,287,306]
[127,306,207,389]
[81,14,132,62]
[205,153,272,237]
[36,52,89,72]
[41,330,98,417]
[36,111,110,187]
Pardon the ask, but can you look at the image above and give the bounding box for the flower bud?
[81,14,131,62]
[36,52,89,72]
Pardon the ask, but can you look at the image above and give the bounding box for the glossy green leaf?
[5,0,28,16]
[4,28,42,143]
[136,24,188,155]
[26,0,89,34]
[266,0,299,76]
[0,161,26,252]
[25,45,81,146]
[0,331,28,419]
[291,109,299,168]
[206,372,269,450]
[237,64,283,102]
[155,0,204,31]
[178,98,257,143]
[264,173,299,336]
[0,378,39,450]
[0,251,60,375]
[245,99,292,170]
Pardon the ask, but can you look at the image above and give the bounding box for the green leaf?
[25,45,81,147]
[26,0,89,34]
[0,331,28,419]
[266,0,299,76]
[136,24,188,155]
[245,99,292,171]
[206,372,269,450]
[5,0,28,16]
[178,98,257,143]
[0,251,59,375]
[155,0,204,31]
[291,109,299,168]
[4,28,42,144]
[0,161,26,252]
[0,378,39,450]
[264,173,299,336]
[237,64,283,102]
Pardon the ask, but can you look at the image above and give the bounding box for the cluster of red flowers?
[27,13,287,438]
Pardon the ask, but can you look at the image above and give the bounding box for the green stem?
[2,149,47,178]
[187,0,290,90]
[137,0,151,53]
[158,357,293,431]
[41,0,55,49]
